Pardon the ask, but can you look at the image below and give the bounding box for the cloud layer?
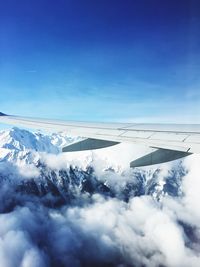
[0,136,200,267]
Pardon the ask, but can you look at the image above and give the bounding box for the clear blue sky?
[0,0,200,123]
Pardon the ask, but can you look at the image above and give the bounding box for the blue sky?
[0,0,200,123]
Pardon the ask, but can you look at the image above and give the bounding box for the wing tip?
[0,112,8,116]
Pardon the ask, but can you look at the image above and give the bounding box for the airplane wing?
[0,112,200,167]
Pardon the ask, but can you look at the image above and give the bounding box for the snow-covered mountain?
[0,127,78,160]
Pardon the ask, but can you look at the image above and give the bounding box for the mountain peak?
[0,127,77,162]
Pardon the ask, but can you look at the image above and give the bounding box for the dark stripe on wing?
[0,112,7,116]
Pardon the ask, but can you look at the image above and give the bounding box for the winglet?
[0,112,7,116]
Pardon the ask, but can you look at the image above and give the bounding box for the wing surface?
[0,112,200,166]
[0,113,200,153]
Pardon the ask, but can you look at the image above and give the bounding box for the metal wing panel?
[121,124,200,133]
[149,132,188,141]
[0,115,131,132]
[1,114,200,153]
[120,131,153,138]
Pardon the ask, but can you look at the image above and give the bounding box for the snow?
[0,127,76,162]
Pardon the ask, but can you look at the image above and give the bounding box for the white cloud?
[0,143,200,266]
[17,164,40,179]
